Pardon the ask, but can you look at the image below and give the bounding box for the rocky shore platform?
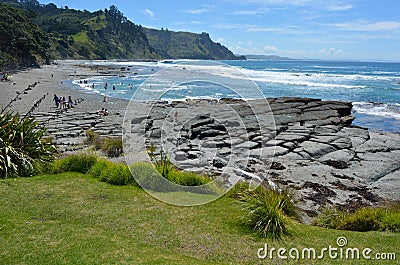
[1,64,398,220]
[123,97,400,220]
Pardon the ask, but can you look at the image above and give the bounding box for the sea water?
[70,60,400,132]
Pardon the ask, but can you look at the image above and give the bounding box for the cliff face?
[144,29,245,60]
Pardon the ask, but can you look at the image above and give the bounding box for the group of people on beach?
[97,108,109,116]
[53,94,75,110]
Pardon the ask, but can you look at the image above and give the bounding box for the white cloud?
[212,23,309,36]
[264,45,279,53]
[182,4,214,14]
[143,9,155,19]
[212,23,241,29]
[326,3,353,11]
[230,43,312,58]
[183,8,209,14]
[231,8,269,15]
[175,21,203,26]
[233,0,316,5]
[334,20,400,31]
[212,23,292,33]
[320,48,343,55]
[246,26,281,32]
[299,10,324,20]
[232,44,263,55]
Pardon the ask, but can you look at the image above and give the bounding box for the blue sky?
[39,0,400,61]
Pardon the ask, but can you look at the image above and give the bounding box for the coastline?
[1,62,399,220]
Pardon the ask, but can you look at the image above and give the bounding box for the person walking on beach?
[59,96,63,110]
[53,94,59,108]
[59,96,66,110]
[68,96,73,108]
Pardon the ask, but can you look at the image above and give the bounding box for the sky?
[39,0,400,61]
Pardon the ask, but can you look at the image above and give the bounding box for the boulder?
[299,141,337,158]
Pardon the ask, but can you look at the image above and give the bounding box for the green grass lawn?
[0,173,398,264]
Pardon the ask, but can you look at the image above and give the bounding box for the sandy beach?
[0,63,129,118]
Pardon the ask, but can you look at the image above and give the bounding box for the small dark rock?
[271,161,286,170]
[324,160,349,169]
[212,157,228,168]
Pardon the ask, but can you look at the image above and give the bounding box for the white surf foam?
[353,102,400,119]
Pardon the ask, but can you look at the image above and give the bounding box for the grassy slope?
[0,173,398,264]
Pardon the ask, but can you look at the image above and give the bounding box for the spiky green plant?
[241,185,299,240]
[0,111,55,178]
[147,143,172,178]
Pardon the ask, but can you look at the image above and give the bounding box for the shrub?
[167,168,216,194]
[85,130,102,149]
[338,208,382,232]
[241,185,299,240]
[129,162,164,191]
[51,153,98,174]
[313,206,346,229]
[85,130,123,157]
[380,209,400,232]
[99,163,135,186]
[129,162,214,193]
[0,111,55,178]
[89,159,137,186]
[314,205,400,232]
[101,137,123,157]
[167,168,210,186]
[88,159,114,178]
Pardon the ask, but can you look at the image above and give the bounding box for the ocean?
[70,59,400,132]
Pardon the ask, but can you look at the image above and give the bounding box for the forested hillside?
[0,3,50,68]
[32,4,157,60]
[0,0,244,70]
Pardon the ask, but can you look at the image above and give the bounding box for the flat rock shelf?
[39,97,400,220]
